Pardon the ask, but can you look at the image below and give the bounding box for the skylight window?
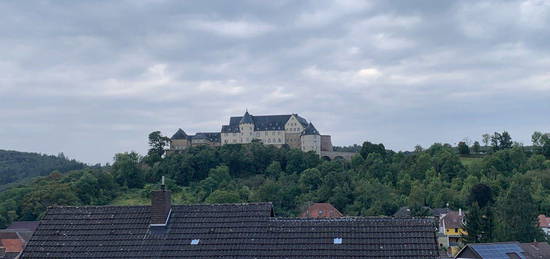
[191,239,200,245]
[333,238,342,244]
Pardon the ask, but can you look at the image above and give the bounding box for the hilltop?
[0,149,85,190]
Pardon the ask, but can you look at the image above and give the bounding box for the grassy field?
[109,189,148,206]
[459,156,483,167]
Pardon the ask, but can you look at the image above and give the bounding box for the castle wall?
[301,134,321,154]
[285,133,301,149]
[170,139,190,150]
[321,135,333,152]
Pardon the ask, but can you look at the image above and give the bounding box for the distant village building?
[21,184,440,258]
[169,111,342,157]
[0,221,39,259]
[439,209,467,256]
[455,242,550,259]
[538,214,550,236]
[299,203,343,218]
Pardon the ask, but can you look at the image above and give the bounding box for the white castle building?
[169,111,333,155]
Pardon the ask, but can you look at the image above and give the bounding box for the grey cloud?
[1,0,549,163]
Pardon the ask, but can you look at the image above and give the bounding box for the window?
[333,238,342,245]
[454,228,458,232]
[191,239,200,245]
[268,139,271,143]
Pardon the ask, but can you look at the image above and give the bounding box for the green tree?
[205,190,241,203]
[458,142,470,155]
[146,131,170,164]
[112,152,145,188]
[265,161,282,178]
[360,141,386,159]
[472,141,481,154]
[482,134,491,147]
[464,184,494,243]
[491,131,513,151]
[496,180,544,242]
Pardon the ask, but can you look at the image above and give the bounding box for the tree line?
[0,130,549,243]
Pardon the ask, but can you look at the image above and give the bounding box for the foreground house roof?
[22,202,438,258]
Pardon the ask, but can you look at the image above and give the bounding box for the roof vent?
[333,238,342,244]
[191,239,200,245]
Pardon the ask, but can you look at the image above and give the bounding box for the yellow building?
[438,209,467,257]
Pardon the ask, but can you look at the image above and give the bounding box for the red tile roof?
[538,214,550,228]
[1,238,24,252]
[299,203,343,218]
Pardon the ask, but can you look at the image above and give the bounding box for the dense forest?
[0,150,85,189]
[0,131,549,243]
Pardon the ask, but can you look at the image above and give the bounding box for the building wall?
[445,227,467,237]
[301,134,321,154]
[320,135,333,152]
[285,133,301,149]
[170,139,190,150]
[222,129,285,145]
[285,115,305,135]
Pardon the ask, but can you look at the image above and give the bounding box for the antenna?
[161,176,165,191]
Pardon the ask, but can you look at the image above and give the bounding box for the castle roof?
[192,132,221,142]
[222,114,309,133]
[22,203,439,258]
[302,123,320,135]
[171,129,188,140]
[239,111,254,124]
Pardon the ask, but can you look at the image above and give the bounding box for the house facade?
[170,111,332,155]
[538,214,550,236]
[438,209,467,256]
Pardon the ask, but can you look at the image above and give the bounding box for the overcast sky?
[1,0,549,164]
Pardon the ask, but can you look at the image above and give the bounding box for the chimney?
[459,208,462,216]
[0,246,5,258]
[150,176,172,226]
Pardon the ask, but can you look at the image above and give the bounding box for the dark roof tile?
[22,202,438,258]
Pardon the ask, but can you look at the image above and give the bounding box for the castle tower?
[239,110,254,143]
[300,122,321,155]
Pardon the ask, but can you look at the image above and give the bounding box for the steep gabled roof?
[22,203,439,258]
[302,122,320,135]
[171,129,188,140]
[441,210,464,229]
[538,214,550,228]
[294,114,309,127]
[239,111,254,124]
[299,203,343,218]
